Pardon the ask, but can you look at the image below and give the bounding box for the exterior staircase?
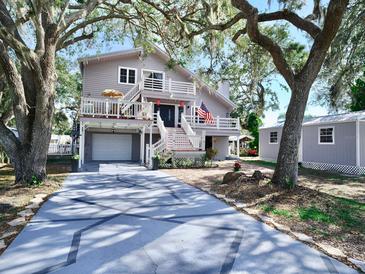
[166,128,199,151]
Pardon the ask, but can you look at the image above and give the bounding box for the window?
[143,70,164,90]
[118,67,136,84]
[319,127,334,144]
[269,131,278,144]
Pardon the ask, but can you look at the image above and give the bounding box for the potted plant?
[71,154,80,172]
[152,153,160,170]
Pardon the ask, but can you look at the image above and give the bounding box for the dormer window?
[118,66,136,84]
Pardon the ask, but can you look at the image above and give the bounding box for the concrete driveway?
[0,163,357,274]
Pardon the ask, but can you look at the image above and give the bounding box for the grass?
[262,204,293,218]
[298,206,332,223]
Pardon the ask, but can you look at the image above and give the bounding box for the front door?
[155,105,175,127]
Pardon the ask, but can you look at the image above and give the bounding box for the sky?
[76,1,330,127]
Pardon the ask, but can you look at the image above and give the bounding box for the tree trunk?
[271,82,311,187]
[0,63,55,185]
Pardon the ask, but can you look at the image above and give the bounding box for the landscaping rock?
[272,221,291,232]
[317,243,346,258]
[222,172,245,184]
[233,202,247,209]
[30,197,43,204]
[224,197,236,203]
[17,209,34,217]
[0,230,17,240]
[258,214,273,223]
[25,203,40,209]
[0,240,6,249]
[201,187,210,192]
[35,193,47,199]
[292,232,314,243]
[214,194,226,199]
[7,217,26,227]
[244,208,260,215]
[349,258,365,272]
[252,170,265,181]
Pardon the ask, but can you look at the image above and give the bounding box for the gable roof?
[78,45,236,109]
[260,110,365,129]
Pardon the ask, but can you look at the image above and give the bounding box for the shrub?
[206,148,218,160]
[239,148,249,157]
[247,149,258,156]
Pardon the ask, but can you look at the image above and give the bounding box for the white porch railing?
[142,77,196,95]
[48,144,72,155]
[81,97,153,120]
[181,114,203,149]
[184,115,240,131]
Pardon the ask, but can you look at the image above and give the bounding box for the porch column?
[236,138,240,158]
[78,122,84,169]
[140,126,145,165]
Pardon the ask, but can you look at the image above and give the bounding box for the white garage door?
[92,134,132,161]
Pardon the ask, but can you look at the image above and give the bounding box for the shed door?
[92,134,132,161]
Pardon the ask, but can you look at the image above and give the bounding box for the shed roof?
[260,110,365,129]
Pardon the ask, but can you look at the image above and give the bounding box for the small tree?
[349,69,365,111]
[246,112,262,150]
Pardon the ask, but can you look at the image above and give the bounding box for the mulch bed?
[211,176,365,261]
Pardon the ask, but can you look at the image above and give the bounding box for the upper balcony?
[141,77,196,101]
[80,97,153,122]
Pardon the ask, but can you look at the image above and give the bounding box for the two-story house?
[78,45,240,168]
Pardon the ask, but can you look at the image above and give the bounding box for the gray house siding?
[192,91,231,117]
[84,130,141,162]
[302,122,356,166]
[82,51,232,118]
[259,127,282,161]
[360,121,365,167]
[82,54,190,98]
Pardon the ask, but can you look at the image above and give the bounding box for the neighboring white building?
[259,111,365,175]
[78,45,240,168]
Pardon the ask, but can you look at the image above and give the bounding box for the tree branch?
[258,10,321,39]
[187,12,245,38]
[0,1,27,45]
[298,0,349,84]
[231,0,295,89]
[0,41,29,142]
[57,32,94,50]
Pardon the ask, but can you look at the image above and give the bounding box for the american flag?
[197,102,214,124]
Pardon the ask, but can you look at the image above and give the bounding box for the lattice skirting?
[301,162,365,175]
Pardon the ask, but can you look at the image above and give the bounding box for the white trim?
[141,69,165,81]
[299,128,303,162]
[269,131,278,144]
[356,119,360,167]
[318,126,335,145]
[118,66,137,85]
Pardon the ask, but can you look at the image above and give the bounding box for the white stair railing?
[119,82,142,113]
[181,114,202,149]
[151,112,168,157]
